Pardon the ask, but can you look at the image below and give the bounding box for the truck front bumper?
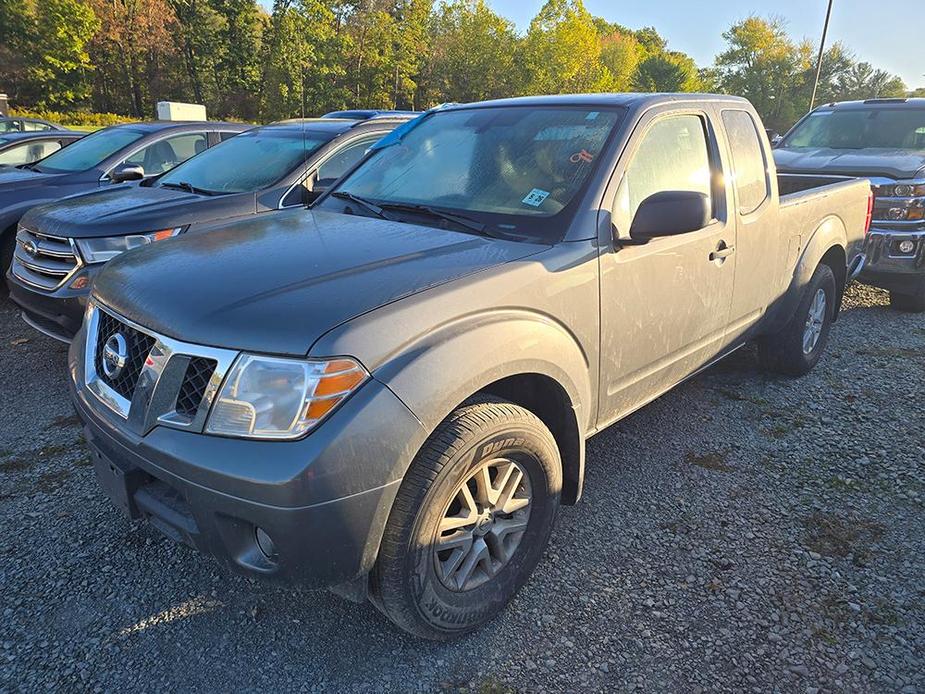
[69,353,427,589]
[858,227,925,294]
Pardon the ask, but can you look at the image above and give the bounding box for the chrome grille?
[10,226,82,291]
[94,310,157,400]
[175,357,217,418]
[83,302,238,431]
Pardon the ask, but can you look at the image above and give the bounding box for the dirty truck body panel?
[68,94,869,616]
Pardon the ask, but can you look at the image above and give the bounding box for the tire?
[759,263,837,377]
[889,282,925,313]
[370,397,561,640]
[0,227,15,297]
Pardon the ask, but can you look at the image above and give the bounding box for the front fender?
[374,309,592,436]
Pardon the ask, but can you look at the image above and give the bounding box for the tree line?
[0,0,914,132]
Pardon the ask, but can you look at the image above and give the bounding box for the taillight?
[865,189,873,235]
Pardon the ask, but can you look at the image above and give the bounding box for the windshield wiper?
[332,192,526,241]
[161,181,223,196]
[331,191,391,220]
[377,201,487,234]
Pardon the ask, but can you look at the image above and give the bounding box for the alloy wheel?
[433,458,532,592]
[802,288,827,354]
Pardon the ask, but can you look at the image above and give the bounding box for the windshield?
[782,107,925,150]
[159,129,332,193]
[32,127,145,173]
[325,106,624,241]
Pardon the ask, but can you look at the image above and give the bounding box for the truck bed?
[775,175,870,291]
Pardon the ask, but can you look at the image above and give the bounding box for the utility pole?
[809,0,835,111]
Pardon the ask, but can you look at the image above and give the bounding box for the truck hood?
[93,208,547,356]
[21,184,254,238]
[774,147,925,180]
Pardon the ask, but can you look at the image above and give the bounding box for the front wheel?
[758,263,837,377]
[370,397,561,640]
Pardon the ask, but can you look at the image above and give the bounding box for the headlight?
[205,355,367,440]
[76,227,184,263]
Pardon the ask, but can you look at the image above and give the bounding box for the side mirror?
[629,191,711,242]
[770,135,783,148]
[110,163,145,183]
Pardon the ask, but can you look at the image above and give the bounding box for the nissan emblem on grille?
[23,239,39,256]
[102,333,129,379]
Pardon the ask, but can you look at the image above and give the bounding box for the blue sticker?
[522,188,550,207]
[586,111,599,121]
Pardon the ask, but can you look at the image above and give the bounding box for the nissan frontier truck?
[67,94,871,640]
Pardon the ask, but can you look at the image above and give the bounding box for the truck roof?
[815,98,925,111]
[443,93,752,111]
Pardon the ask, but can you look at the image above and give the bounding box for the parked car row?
[0,131,84,168]
[7,114,413,339]
[0,94,919,641]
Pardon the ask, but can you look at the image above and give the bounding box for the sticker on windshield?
[586,111,599,121]
[522,188,550,207]
[570,149,595,164]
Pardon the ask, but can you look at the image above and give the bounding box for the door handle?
[710,243,735,261]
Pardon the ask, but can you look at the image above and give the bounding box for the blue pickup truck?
[775,98,925,311]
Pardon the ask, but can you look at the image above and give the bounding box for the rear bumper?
[69,354,427,588]
[859,227,925,293]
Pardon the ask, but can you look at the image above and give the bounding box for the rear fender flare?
[765,215,848,333]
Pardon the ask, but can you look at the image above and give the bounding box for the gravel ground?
[1,283,923,693]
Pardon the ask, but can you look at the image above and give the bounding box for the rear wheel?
[889,281,925,313]
[759,263,837,376]
[370,397,561,640]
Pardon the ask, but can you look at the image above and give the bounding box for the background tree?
[260,0,345,119]
[421,0,520,104]
[3,1,916,128]
[633,52,702,92]
[836,61,907,100]
[520,0,612,95]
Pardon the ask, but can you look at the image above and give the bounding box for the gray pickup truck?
[68,94,870,640]
[775,98,925,311]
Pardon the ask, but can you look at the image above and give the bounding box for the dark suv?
[0,120,249,293]
[774,98,925,311]
[7,116,411,340]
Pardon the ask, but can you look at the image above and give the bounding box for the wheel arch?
[764,215,849,333]
[371,311,593,506]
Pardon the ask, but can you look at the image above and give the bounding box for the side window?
[316,135,381,184]
[0,140,62,165]
[721,110,769,214]
[121,132,208,176]
[219,131,239,142]
[612,114,712,233]
[281,134,382,207]
[23,121,51,132]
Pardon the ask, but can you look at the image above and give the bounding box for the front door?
[598,111,736,425]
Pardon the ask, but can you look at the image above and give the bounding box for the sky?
[486,0,923,89]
